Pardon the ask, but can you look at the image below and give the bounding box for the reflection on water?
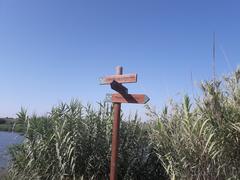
[0,131,23,169]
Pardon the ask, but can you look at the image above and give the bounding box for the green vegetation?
[0,118,24,133]
[148,69,240,179]
[0,123,12,131]
[7,102,166,180]
[6,68,240,179]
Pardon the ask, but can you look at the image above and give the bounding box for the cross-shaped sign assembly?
[100,66,150,180]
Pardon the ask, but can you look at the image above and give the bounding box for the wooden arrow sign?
[99,74,137,85]
[105,93,150,104]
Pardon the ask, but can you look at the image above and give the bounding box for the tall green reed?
[9,68,240,180]
[147,69,240,180]
[8,100,166,180]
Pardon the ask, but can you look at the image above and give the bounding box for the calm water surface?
[0,131,23,170]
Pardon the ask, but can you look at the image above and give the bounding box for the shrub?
[0,118,6,124]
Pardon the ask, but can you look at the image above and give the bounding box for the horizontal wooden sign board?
[100,74,137,85]
[105,93,150,104]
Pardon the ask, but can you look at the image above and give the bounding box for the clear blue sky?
[0,0,239,118]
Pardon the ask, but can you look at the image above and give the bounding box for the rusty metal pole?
[110,66,122,180]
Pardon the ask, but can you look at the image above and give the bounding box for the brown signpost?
[100,66,149,180]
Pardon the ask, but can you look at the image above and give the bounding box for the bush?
[0,118,6,124]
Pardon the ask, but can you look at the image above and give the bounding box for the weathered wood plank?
[100,74,137,84]
[105,93,150,104]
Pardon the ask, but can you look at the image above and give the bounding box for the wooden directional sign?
[99,74,137,85]
[110,80,128,94]
[100,66,149,180]
[105,93,150,104]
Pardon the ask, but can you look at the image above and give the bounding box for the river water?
[0,131,23,170]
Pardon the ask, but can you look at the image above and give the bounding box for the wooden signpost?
[100,66,149,180]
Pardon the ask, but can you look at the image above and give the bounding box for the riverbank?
[0,131,24,179]
[0,124,24,133]
[0,168,7,179]
[0,119,24,133]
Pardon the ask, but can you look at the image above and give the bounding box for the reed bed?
[7,68,240,180]
[148,69,240,179]
[7,102,165,180]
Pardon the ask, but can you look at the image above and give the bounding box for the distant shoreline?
[0,118,24,133]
